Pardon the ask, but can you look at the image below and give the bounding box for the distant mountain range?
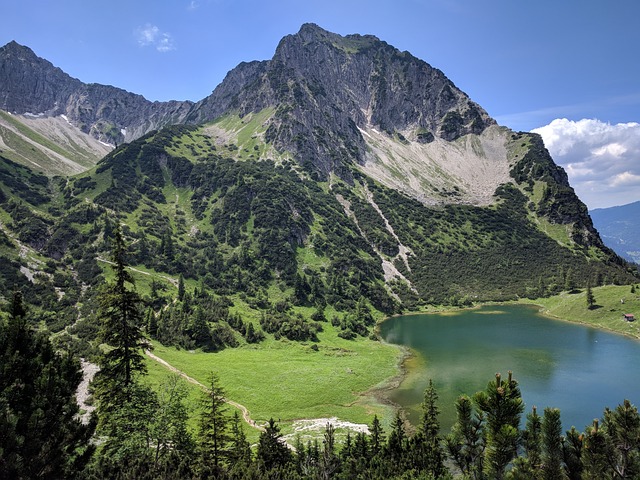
[591,201,640,264]
[0,24,635,331]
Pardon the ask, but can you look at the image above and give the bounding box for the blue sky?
[2,0,640,208]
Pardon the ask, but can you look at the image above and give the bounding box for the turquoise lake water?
[379,304,640,431]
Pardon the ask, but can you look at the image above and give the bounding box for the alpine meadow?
[1,24,639,479]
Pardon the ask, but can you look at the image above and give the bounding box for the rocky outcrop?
[1,25,494,174]
[189,23,495,178]
[0,41,193,145]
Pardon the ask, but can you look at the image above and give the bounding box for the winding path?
[144,350,264,432]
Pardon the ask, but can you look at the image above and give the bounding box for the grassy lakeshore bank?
[380,283,640,341]
[524,284,640,340]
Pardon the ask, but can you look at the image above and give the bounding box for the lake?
[379,304,640,431]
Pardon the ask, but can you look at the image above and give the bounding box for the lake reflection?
[379,304,640,431]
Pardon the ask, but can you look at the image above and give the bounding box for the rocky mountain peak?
[189,25,495,179]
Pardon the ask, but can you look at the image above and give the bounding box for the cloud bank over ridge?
[532,118,640,209]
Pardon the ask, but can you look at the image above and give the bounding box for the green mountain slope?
[0,24,636,355]
[0,109,110,175]
[0,122,634,347]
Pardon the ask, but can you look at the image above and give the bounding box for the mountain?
[0,25,636,349]
[0,40,193,146]
[591,201,640,264]
[0,109,111,175]
[188,23,494,182]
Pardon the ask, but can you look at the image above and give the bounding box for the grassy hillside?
[0,121,636,338]
[0,110,109,175]
[531,284,640,339]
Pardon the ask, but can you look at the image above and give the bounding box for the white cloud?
[135,24,176,52]
[611,172,640,187]
[531,118,640,208]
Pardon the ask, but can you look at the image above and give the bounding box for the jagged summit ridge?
[188,23,494,178]
[0,41,193,145]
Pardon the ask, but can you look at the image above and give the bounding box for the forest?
[0,104,638,480]
[2,229,639,480]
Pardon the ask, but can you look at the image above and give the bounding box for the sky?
[2,0,640,208]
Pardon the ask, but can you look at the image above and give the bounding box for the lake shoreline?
[379,289,640,342]
[377,300,640,431]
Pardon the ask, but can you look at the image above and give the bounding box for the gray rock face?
[189,23,495,177]
[0,41,193,144]
[1,24,494,175]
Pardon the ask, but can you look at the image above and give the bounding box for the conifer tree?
[386,412,407,469]
[510,405,542,478]
[96,225,147,393]
[319,422,340,480]
[0,290,95,478]
[228,411,251,466]
[197,373,230,476]
[582,419,611,479]
[369,415,385,458]
[602,399,640,478]
[563,426,584,480]
[474,371,524,479]
[414,379,446,477]
[586,281,596,309]
[177,273,185,301]
[257,418,291,471]
[446,394,485,479]
[541,407,564,480]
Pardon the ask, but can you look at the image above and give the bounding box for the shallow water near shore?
[379,304,640,431]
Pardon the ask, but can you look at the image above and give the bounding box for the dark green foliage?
[473,371,524,479]
[257,418,292,471]
[0,155,50,205]
[602,399,640,479]
[4,200,52,250]
[260,308,322,341]
[95,227,147,391]
[446,395,485,478]
[412,379,446,477]
[586,281,596,309]
[0,291,95,478]
[582,419,612,479]
[196,373,231,476]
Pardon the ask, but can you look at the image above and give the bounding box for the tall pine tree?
[96,225,147,394]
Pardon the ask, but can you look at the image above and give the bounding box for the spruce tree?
[0,291,95,478]
[586,281,596,309]
[228,411,251,467]
[96,225,147,393]
[369,415,385,458]
[197,373,230,476]
[177,273,185,301]
[414,379,446,477]
[319,422,340,480]
[257,418,291,471]
[386,412,407,470]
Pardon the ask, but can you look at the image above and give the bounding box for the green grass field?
[527,284,640,339]
[144,324,401,438]
[140,282,640,444]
